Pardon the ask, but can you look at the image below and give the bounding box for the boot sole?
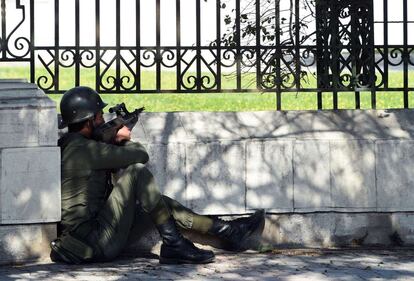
[159,256,215,264]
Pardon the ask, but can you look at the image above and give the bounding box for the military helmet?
[59,86,107,129]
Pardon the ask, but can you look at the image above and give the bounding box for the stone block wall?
[132,110,414,216]
[126,109,414,247]
[0,80,60,264]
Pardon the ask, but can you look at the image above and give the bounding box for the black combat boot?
[208,209,265,251]
[157,218,215,264]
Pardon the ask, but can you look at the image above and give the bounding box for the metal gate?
[0,0,413,109]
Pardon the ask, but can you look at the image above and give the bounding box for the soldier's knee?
[126,163,146,172]
[125,163,153,178]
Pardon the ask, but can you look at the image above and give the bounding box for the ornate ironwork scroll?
[0,0,412,110]
[98,49,137,92]
[180,49,218,90]
[36,50,55,91]
[0,0,31,60]
[316,0,375,90]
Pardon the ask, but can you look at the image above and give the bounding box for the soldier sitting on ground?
[50,86,264,264]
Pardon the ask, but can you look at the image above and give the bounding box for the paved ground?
[1,249,414,281]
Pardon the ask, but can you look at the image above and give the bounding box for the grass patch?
[1,66,412,111]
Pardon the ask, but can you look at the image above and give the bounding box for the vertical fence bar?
[136,0,141,91]
[1,0,6,60]
[332,2,338,110]
[350,2,358,108]
[355,92,360,109]
[294,0,300,91]
[369,0,376,109]
[355,76,360,107]
[176,0,181,91]
[383,0,388,89]
[275,0,281,110]
[315,0,323,109]
[196,0,201,91]
[116,0,121,92]
[354,1,360,110]
[354,10,360,113]
[216,0,221,91]
[54,0,59,91]
[30,0,34,83]
[351,27,360,109]
[235,0,241,90]
[370,87,376,109]
[354,86,362,110]
[156,0,161,91]
[255,0,260,90]
[75,0,80,86]
[403,0,408,108]
[95,0,100,92]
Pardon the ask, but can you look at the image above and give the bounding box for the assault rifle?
[92,103,145,143]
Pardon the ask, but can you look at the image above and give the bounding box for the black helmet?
[59,86,107,129]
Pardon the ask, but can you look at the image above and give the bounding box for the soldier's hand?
[115,126,131,143]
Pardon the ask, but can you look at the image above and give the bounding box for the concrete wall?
[3,78,414,263]
[0,80,60,264]
[130,110,414,215]
[123,109,414,249]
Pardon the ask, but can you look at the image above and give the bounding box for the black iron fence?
[0,0,413,109]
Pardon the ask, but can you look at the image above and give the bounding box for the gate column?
[0,79,60,264]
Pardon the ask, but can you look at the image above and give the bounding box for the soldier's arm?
[86,140,149,170]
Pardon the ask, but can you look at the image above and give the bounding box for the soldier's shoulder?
[58,132,91,148]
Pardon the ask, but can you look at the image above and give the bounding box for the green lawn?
[1,66,413,111]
